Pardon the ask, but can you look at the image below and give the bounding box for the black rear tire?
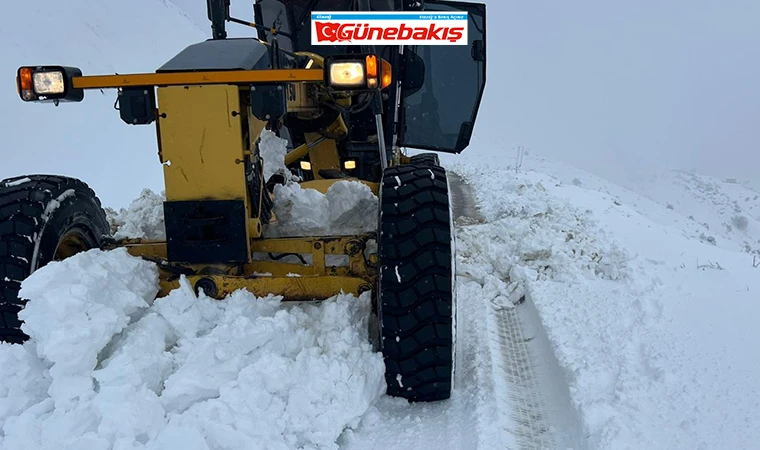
[409,153,441,167]
[378,164,455,402]
[0,175,110,343]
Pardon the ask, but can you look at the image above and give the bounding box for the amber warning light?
[325,54,392,92]
[16,66,84,104]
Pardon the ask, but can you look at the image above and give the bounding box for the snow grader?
[1,0,486,402]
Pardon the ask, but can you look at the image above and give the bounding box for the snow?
[30,189,78,271]
[0,248,384,450]
[7,0,757,447]
[106,189,166,240]
[4,149,760,449]
[3,177,30,187]
[101,134,377,240]
[259,129,298,184]
[624,170,760,254]
[265,181,378,238]
[447,151,760,450]
[41,189,76,220]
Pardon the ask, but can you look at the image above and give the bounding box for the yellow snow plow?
[2,0,486,402]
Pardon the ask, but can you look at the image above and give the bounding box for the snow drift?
[0,249,385,450]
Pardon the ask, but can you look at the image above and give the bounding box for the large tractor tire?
[409,152,440,167]
[378,164,455,402]
[0,175,110,343]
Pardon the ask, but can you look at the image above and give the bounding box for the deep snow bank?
[0,249,385,450]
[450,156,760,450]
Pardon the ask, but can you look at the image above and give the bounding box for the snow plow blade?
[114,235,377,300]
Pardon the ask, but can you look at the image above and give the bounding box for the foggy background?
[175,0,760,182]
[470,0,760,184]
[2,0,758,208]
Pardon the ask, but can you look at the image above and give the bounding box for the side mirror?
[401,51,425,97]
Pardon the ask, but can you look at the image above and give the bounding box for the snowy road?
[341,172,585,450]
[5,158,758,450]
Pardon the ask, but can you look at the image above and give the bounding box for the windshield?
[256,0,395,55]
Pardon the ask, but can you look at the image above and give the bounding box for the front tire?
[0,175,110,343]
[409,153,441,167]
[378,164,455,402]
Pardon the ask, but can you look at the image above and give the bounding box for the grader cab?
[2,0,486,402]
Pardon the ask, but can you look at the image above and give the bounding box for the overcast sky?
[469,0,760,183]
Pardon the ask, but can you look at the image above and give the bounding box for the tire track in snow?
[341,171,585,450]
[450,172,586,450]
[497,307,556,448]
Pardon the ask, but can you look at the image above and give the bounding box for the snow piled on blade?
[266,181,378,237]
[0,249,385,450]
[257,129,378,238]
[106,189,166,240]
[104,131,378,240]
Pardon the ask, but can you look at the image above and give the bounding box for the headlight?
[33,71,66,95]
[16,66,84,103]
[324,55,392,91]
[328,62,365,87]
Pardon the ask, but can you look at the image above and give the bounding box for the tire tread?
[379,164,453,402]
[0,175,106,344]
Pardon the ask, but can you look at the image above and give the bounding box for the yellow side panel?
[157,85,247,201]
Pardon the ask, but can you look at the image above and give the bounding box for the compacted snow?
[260,131,379,238]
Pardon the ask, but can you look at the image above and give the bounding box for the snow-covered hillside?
[444,150,760,449]
[497,150,760,256]
[0,0,205,208]
[627,170,760,254]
